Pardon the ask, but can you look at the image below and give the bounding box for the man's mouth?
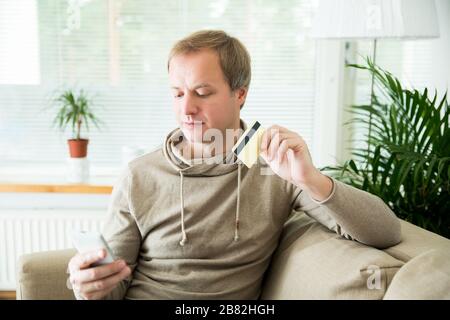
[183,121,205,129]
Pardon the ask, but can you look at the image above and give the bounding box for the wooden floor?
[0,291,16,300]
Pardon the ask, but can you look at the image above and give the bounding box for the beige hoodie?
[97,123,401,300]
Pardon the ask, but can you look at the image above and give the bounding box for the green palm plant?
[323,59,450,238]
[52,89,102,158]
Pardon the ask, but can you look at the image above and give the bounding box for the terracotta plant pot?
[68,139,89,158]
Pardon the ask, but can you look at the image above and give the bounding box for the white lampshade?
[311,0,440,40]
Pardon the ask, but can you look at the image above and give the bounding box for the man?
[68,30,401,300]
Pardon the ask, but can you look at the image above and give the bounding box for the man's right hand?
[68,249,131,300]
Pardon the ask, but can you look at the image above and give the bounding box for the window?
[349,36,449,153]
[0,0,319,170]
[353,39,445,106]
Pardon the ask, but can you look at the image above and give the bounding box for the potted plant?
[323,59,449,238]
[52,89,102,158]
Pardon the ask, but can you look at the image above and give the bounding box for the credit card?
[232,121,265,168]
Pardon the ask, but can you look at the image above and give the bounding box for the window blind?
[0,0,319,168]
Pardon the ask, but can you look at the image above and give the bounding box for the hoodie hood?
[162,121,247,246]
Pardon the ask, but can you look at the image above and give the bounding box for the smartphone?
[71,230,116,267]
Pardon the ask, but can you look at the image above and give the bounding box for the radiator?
[0,209,105,290]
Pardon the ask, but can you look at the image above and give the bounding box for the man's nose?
[180,94,198,115]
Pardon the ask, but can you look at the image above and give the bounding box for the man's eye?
[174,93,183,98]
[197,92,211,97]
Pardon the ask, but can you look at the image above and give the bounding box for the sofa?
[16,214,450,300]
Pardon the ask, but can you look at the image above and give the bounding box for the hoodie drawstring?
[234,163,241,241]
[179,170,187,246]
[178,163,242,246]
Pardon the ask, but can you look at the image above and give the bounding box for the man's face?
[169,49,247,144]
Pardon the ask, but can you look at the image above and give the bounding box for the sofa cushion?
[261,213,404,299]
[383,249,450,300]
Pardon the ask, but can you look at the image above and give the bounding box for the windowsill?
[0,164,120,194]
[0,183,112,194]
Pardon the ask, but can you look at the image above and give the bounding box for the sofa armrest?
[380,221,450,299]
[261,214,404,299]
[261,214,450,300]
[383,220,450,262]
[16,249,77,300]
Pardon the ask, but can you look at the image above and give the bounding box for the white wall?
[428,0,450,94]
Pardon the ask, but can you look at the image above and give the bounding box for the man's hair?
[168,30,251,107]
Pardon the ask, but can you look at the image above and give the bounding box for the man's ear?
[235,87,248,109]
